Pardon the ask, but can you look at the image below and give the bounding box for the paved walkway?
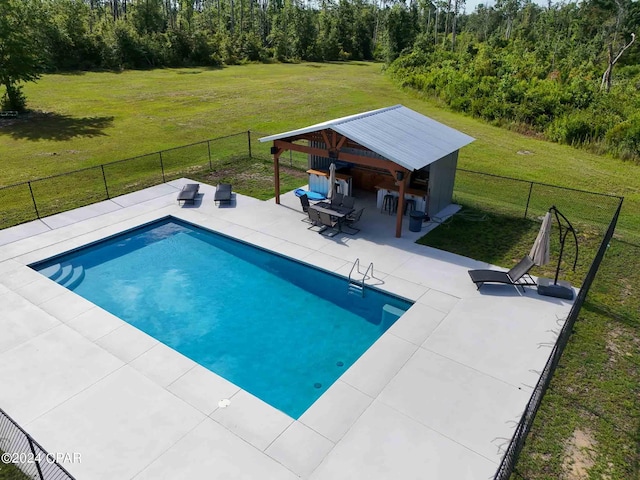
[0,180,574,479]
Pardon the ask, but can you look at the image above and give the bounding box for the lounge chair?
[177,183,199,205]
[342,208,364,235]
[468,255,536,293]
[214,183,232,205]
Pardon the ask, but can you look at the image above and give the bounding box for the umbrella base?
[536,278,574,300]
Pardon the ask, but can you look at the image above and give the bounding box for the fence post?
[207,140,212,170]
[27,437,45,480]
[101,165,110,199]
[247,130,252,159]
[159,151,166,182]
[524,182,534,219]
[27,181,40,219]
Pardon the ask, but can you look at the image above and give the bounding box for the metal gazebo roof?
[259,105,475,171]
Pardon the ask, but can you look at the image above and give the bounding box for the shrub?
[605,115,640,161]
[1,84,27,112]
[546,110,618,146]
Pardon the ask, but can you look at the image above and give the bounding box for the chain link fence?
[0,136,627,480]
[249,130,309,170]
[455,169,623,238]
[452,170,624,480]
[0,132,254,230]
[1,407,76,480]
[494,199,623,480]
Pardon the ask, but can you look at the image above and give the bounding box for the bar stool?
[381,194,397,215]
[404,199,416,215]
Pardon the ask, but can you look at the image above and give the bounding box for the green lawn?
[0,452,29,480]
[419,207,639,480]
[1,63,639,479]
[1,63,639,240]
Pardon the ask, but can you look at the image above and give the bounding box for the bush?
[241,33,268,62]
[99,21,152,69]
[605,115,640,161]
[546,110,618,146]
[1,84,27,112]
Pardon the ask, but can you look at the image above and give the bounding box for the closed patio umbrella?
[327,162,336,199]
[530,211,552,266]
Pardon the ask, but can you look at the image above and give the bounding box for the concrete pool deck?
[0,179,574,480]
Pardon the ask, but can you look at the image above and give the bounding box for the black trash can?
[409,211,425,232]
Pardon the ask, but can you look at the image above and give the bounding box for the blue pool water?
[32,217,412,418]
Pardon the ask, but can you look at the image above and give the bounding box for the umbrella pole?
[550,206,579,285]
[554,229,569,284]
[537,206,578,299]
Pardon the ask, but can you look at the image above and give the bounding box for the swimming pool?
[31,217,412,418]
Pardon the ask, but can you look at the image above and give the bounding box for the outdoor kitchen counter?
[375,180,427,212]
[307,169,352,196]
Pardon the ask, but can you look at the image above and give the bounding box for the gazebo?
[259,105,474,237]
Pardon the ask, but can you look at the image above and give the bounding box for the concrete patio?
[0,180,574,479]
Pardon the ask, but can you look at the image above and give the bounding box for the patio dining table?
[311,203,354,219]
[309,204,356,235]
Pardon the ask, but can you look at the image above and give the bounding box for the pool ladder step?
[62,265,85,290]
[56,263,74,285]
[46,262,85,290]
[39,263,63,281]
[348,258,373,298]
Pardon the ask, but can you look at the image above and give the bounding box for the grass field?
[1,63,639,479]
[0,451,29,480]
[420,207,639,480]
[1,63,639,240]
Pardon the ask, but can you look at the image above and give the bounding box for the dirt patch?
[562,429,597,479]
[606,327,624,363]
[202,164,306,184]
[619,278,634,300]
[35,149,82,157]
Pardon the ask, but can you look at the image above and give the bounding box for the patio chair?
[318,211,340,237]
[330,193,344,209]
[214,183,233,205]
[300,194,310,213]
[307,208,325,231]
[468,255,536,293]
[342,208,364,235]
[341,196,355,209]
[177,183,199,205]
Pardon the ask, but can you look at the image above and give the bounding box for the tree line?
[1,0,639,160]
[387,0,640,160]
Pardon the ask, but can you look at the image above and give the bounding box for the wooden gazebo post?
[272,146,282,204]
[394,168,410,238]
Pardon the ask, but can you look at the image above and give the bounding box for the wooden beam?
[283,132,375,154]
[274,140,393,171]
[320,130,331,149]
[395,171,409,238]
[336,135,348,151]
[273,148,282,204]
